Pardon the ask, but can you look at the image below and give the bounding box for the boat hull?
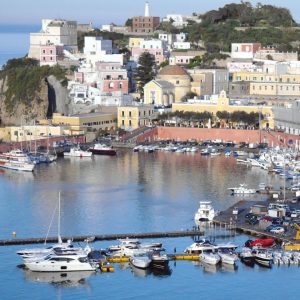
[89,149,116,156]
[25,261,96,272]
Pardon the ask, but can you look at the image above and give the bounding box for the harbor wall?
[137,127,300,148]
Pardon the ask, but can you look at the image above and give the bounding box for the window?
[176,80,180,84]
[42,50,46,54]
[109,82,114,89]
[129,111,132,117]
[50,50,53,54]
[122,111,124,117]
[129,120,132,126]
[119,82,123,89]
[122,120,124,126]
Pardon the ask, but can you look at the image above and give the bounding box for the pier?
[0,230,205,246]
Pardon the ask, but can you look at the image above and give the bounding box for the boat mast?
[58,191,62,244]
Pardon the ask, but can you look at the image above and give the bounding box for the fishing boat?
[0,150,35,172]
[89,144,117,156]
[218,249,238,265]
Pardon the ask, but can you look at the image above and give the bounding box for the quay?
[213,199,300,244]
[0,230,204,246]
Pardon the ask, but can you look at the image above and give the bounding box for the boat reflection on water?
[23,270,95,287]
[130,265,172,278]
[152,266,172,277]
[131,265,151,277]
[221,263,238,273]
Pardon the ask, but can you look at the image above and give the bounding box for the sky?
[0,0,299,26]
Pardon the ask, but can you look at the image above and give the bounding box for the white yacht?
[184,239,217,255]
[200,252,221,265]
[228,184,256,194]
[64,146,92,157]
[25,254,97,272]
[0,150,35,172]
[130,254,152,269]
[194,201,215,222]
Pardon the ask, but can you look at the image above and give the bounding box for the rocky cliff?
[0,74,69,126]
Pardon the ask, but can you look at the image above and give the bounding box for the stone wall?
[137,127,300,149]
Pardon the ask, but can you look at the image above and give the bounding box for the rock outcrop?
[0,75,69,126]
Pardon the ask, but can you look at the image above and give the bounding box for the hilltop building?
[28,19,78,62]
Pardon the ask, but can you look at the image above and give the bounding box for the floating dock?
[0,230,204,246]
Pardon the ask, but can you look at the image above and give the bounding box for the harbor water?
[0,151,299,300]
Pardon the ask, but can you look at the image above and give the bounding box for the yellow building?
[128,37,144,48]
[117,105,156,130]
[144,65,191,105]
[51,112,117,132]
[172,91,274,128]
[8,125,71,142]
[143,80,175,106]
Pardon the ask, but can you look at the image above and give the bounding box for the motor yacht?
[228,184,256,195]
[184,239,217,255]
[239,247,255,265]
[25,254,97,272]
[150,251,169,269]
[199,251,220,265]
[194,201,215,222]
[0,150,35,172]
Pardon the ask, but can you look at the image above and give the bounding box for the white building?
[173,42,191,50]
[162,14,188,28]
[140,39,166,50]
[28,19,78,60]
[231,43,261,60]
[84,36,112,55]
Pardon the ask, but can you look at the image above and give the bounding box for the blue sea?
[0,151,299,300]
[0,24,39,68]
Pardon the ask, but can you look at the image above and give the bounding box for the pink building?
[96,62,129,93]
[40,45,64,66]
[131,48,165,65]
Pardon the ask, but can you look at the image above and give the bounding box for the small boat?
[218,249,238,265]
[130,254,152,269]
[64,146,92,158]
[252,248,273,267]
[200,252,220,265]
[89,144,117,156]
[245,238,275,248]
[200,149,210,156]
[228,184,256,195]
[239,247,255,266]
[150,251,169,269]
[194,201,215,222]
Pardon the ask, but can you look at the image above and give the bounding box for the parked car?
[246,216,258,225]
[245,213,254,220]
[269,227,285,234]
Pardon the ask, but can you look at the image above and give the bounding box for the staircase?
[120,126,155,143]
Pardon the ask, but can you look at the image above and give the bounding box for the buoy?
[12,231,16,237]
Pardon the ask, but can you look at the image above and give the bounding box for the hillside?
[0,58,69,125]
[183,3,300,52]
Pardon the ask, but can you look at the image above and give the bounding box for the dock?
[0,230,204,246]
[213,199,300,244]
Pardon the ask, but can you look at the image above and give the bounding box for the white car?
[269,227,285,234]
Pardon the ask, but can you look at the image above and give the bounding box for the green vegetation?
[216,110,261,127]
[157,21,180,34]
[187,53,229,69]
[183,3,300,53]
[134,52,156,97]
[181,92,197,102]
[0,58,67,113]
[77,29,128,51]
[158,111,212,126]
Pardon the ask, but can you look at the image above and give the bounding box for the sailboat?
[17,192,87,259]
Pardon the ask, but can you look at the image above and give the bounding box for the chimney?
[145,1,150,17]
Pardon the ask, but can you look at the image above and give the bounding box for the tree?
[134,52,156,97]
[125,18,133,27]
[181,92,197,102]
